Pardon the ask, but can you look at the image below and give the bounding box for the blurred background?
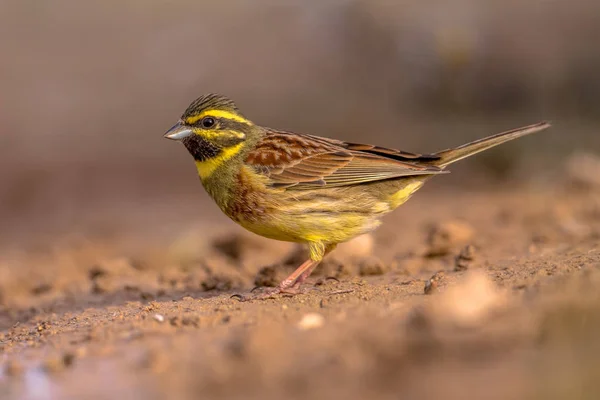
[1,0,599,247]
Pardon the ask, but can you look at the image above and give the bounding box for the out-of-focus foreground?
[1,1,600,399]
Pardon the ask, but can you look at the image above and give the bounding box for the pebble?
[153,314,165,323]
[424,271,445,295]
[297,313,325,330]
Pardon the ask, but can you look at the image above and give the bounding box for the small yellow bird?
[165,94,550,300]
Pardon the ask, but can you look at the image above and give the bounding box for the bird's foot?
[231,283,315,302]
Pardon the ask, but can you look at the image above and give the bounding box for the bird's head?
[165,94,259,179]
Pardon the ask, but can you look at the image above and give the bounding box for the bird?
[164,93,550,300]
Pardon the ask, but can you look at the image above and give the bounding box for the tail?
[431,121,551,168]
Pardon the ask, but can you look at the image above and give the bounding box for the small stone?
[297,313,325,330]
[36,321,50,332]
[424,271,445,295]
[424,280,435,294]
[153,314,165,323]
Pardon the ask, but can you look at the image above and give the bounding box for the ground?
[1,178,600,399]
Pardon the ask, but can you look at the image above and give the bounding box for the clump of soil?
[454,244,477,271]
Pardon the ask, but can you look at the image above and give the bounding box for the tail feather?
[431,121,551,168]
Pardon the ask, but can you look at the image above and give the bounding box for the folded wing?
[245,130,446,189]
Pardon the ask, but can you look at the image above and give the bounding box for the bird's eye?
[201,117,215,128]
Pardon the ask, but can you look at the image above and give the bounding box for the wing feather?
[245,130,446,189]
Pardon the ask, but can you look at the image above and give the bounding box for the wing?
[245,130,446,189]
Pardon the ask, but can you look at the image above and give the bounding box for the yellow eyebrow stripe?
[185,110,251,125]
[195,142,245,180]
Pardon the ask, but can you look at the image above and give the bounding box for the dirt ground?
[1,174,600,399]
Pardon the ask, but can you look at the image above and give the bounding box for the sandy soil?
[1,178,599,399]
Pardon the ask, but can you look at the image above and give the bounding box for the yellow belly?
[219,167,429,246]
[236,210,383,244]
[232,183,425,245]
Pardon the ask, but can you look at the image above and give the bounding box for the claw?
[230,293,246,301]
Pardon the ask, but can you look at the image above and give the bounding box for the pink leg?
[279,259,319,289]
[282,243,337,289]
[231,244,336,301]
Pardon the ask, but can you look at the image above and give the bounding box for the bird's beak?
[164,122,193,141]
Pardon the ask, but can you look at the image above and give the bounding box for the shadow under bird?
[164,94,550,300]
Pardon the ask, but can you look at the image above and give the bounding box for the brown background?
[1,0,599,246]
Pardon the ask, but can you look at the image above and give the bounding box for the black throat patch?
[182,135,221,161]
